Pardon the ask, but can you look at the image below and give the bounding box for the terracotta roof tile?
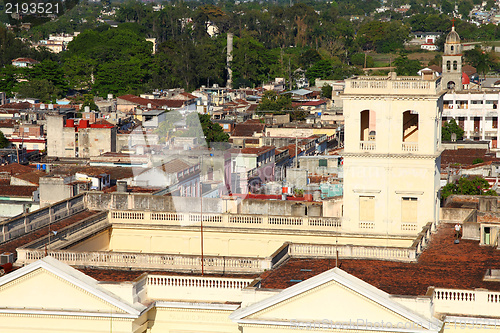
[0,210,100,257]
[259,223,500,296]
[12,170,46,185]
[0,185,37,197]
[441,149,500,168]
[232,121,265,137]
[79,268,259,282]
[0,163,36,176]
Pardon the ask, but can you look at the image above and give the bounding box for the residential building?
[46,115,117,158]
[11,57,39,68]
[228,146,275,193]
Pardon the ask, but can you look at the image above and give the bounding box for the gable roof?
[232,121,265,137]
[230,268,442,331]
[0,256,145,317]
[0,163,35,176]
[11,170,46,185]
[158,158,191,173]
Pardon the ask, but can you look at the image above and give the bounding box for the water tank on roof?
[79,120,89,128]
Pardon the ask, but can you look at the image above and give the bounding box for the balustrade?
[402,142,418,152]
[16,248,270,274]
[108,210,342,232]
[359,141,376,151]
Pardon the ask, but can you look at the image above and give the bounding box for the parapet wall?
[85,192,328,217]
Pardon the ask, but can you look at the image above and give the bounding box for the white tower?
[441,26,463,91]
[341,73,445,236]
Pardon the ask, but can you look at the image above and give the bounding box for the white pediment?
[0,256,144,317]
[230,268,442,332]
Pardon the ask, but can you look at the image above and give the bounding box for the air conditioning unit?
[0,252,13,265]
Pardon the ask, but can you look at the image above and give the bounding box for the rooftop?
[258,223,500,296]
[0,210,100,256]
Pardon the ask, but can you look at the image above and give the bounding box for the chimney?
[227,33,233,89]
[117,180,128,193]
[84,106,90,112]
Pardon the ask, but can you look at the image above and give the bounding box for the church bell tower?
[441,25,463,91]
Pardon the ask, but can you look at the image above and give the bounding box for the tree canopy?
[442,176,497,201]
[442,119,465,141]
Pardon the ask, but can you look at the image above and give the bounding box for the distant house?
[11,58,39,68]
[133,158,201,196]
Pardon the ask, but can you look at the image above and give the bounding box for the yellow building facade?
[342,74,444,235]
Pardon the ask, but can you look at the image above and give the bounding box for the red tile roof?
[0,210,100,256]
[12,58,38,64]
[80,268,259,282]
[0,185,37,197]
[0,163,36,176]
[118,95,184,108]
[158,159,192,174]
[0,102,31,110]
[232,121,265,137]
[180,92,197,99]
[90,119,115,128]
[259,223,500,296]
[154,99,185,108]
[11,170,46,185]
[0,119,17,128]
[441,149,500,168]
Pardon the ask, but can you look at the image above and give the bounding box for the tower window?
[446,61,451,71]
[451,45,454,51]
[402,197,418,223]
[359,196,375,222]
[453,60,458,70]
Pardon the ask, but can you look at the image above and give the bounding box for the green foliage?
[0,131,9,149]
[442,119,465,141]
[64,26,153,96]
[15,79,61,103]
[394,55,422,76]
[356,20,410,53]
[184,113,229,145]
[154,111,182,144]
[442,176,497,201]
[321,84,333,99]
[464,47,495,78]
[472,158,484,165]
[257,91,292,112]
[81,94,98,112]
[0,65,21,97]
[351,53,374,68]
[29,60,69,95]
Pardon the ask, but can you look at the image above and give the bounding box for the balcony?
[359,141,376,150]
[402,142,418,152]
[345,75,441,96]
[433,288,500,318]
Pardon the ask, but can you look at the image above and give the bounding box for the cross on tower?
[452,18,455,27]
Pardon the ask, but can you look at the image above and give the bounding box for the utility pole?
[200,155,204,276]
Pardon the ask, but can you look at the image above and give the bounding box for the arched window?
[402,111,418,142]
[447,81,456,90]
[446,61,451,71]
[453,60,458,70]
[451,46,454,51]
[360,110,376,141]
